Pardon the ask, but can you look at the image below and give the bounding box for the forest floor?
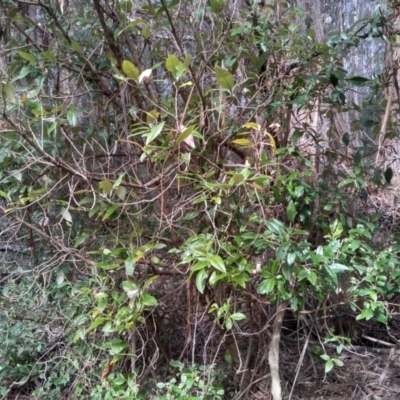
[246,333,400,400]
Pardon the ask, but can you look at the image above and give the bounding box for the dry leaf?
[101,359,114,382]
[139,69,152,83]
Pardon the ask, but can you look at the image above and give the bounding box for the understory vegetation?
[1,0,400,399]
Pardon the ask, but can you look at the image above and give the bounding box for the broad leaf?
[145,121,165,145]
[122,60,140,80]
[208,255,226,273]
[215,66,234,91]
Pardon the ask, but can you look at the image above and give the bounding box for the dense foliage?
[1,0,399,398]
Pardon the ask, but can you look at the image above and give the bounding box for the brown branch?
[92,0,122,66]
[0,204,95,267]
[159,0,209,131]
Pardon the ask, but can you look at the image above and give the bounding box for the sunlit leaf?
[257,278,276,294]
[232,138,251,146]
[61,207,72,223]
[3,81,15,103]
[208,255,226,273]
[141,292,158,306]
[99,180,113,194]
[67,109,77,126]
[145,121,165,145]
[166,55,183,77]
[71,41,81,52]
[233,173,244,184]
[230,313,246,321]
[18,50,36,63]
[116,186,126,201]
[122,60,140,80]
[139,68,152,83]
[287,200,297,222]
[184,53,191,68]
[242,122,261,130]
[125,256,136,276]
[215,66,234,91]
[195,269,208,294]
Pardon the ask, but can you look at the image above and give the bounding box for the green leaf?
[170,360,184,369]
[108,339,126,355]
[61,207,72,223]
[122,60,140,80]
[325,359,334,373]
[210,0,225,13]
[287,252,296,266]
[342,132,350,146]
[102,204,119,221]
[233,173,244,184]
[377,313,387,323]
[215,67,234,92]
[287,200,297,222]
[145,121,165,145]
[71,41,81,52]
[329,73,339,87]
[330,263,349,272]
[151,255,163,265]
[73,327,86,343]
[289,93,307,105]
[122,280,138,292]
[308,271,317,285]
[122,281,139,299]
[165,55,183,77]
[332,358,344,367]
[142,25,151,39]
[225,318,233,330]
[298,269,309,282]
[209,271,226,285]
[182,211,199,220]
[346,76,370,87]
[89,317,105,330]
[113,173,125,188]
[67,109,77,126]
[3,81,15,103]
[88,205,99,218]
[257,278,276,294]
[224,350,233,365]
[230,312,246,321]
[208,255,226,273]
[232,272,248,288]
[176,125,195,145]
[192,260,208,271]
[141,292,158,306]
[99,180,113,194]
[125,256,136,275]
[195,269,208,294]
[384,167,393,184]
[369,290,377,302]
[356,308,374,320]
[184,53,191,68]
[13,66,31,81]
[116,186,126,201]
[74,233,90,247]
[56,272,64,285]
[266,219,286,235]
[18,50,36,63]
[102,321,113,333]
